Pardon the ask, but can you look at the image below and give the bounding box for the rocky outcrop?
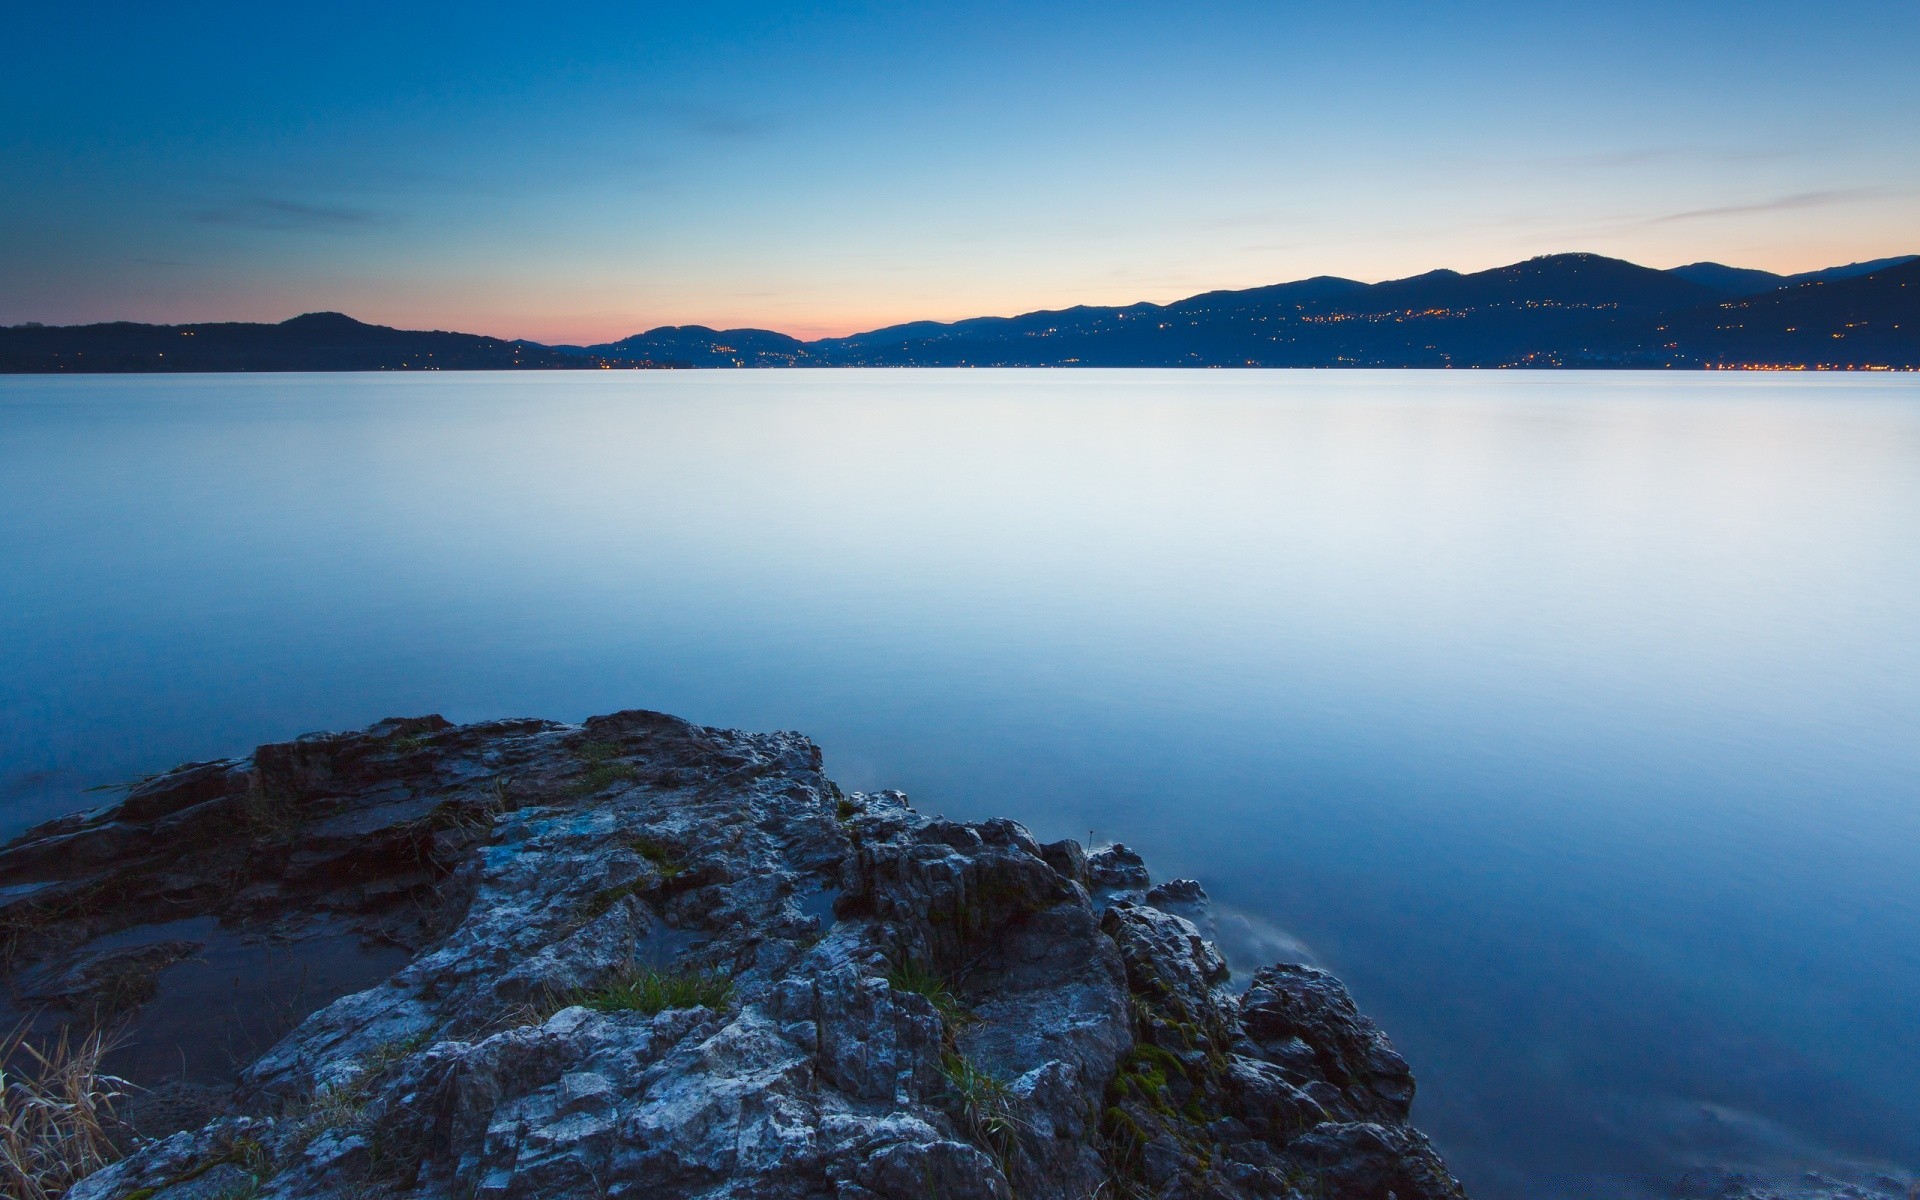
[1,709,1467,1200]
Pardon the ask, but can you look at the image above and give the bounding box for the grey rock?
[10,708,1469,1200]
[1086,842,1151,900]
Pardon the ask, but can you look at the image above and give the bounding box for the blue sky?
[3,1,1916,341]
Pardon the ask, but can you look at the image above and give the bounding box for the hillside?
[1654,257,1919,369]
[583,253,1918,370]
[7,253,1915,372]
[0,312,659,372]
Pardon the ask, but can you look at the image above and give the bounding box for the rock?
[6,708,1469,1199]
[1087,842,1151,899]
[30,938,203,1022]
[1239,963,1417,1123]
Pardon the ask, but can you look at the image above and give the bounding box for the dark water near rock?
[74,916,413,1085]
[3,370,1917,1197]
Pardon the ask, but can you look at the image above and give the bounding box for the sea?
[3,369,1916,1198]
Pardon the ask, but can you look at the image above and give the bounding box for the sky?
[2,1,1917,343]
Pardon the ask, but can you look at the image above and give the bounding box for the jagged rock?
[5,708,1467,1200]
[1087,842,1151,900]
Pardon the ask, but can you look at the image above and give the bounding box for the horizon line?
[8,247,1917,348]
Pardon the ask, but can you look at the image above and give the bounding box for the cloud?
[1644,186,1890,225]
[189,198,386,231]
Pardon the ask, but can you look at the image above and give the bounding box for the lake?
[3,370,1917,1198]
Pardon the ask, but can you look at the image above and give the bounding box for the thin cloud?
[190,198,386,231]
[1644,187,1889,225]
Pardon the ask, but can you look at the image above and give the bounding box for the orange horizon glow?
[32,241,1912,348]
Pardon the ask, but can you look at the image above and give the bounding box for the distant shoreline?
[7,251,1916,373]
[5,364,1915,374]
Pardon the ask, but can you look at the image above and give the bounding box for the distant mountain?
[1667,254,1920,299]
[1783,254,1918,286]
[804,253,1727,368]
[1667,262,1788,296]
[583,325,812,368]
[7,253,1915,372]
[790,252,1911,368]
[1652,256,1919,368]
[0,312,661,372]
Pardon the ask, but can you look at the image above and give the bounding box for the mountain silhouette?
[0,312,658,372]
[6,253,1915,372]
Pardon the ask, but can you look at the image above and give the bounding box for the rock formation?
[0,709,1466,1199]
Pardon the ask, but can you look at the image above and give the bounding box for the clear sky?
[3,1,1916,342]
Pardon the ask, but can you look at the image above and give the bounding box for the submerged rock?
[2,709,1467,1199]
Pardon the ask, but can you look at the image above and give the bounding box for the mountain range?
[4,252,1914,372]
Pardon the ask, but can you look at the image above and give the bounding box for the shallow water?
[3,370,1917,1197]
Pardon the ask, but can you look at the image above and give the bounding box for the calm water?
[4,370,1918,1197]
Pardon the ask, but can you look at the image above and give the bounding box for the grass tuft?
[626,836,685,878]
[240,785,302,840]
[0,1023,131,1200]
[938,1051,1022,1159]
[571,964,732,1016]
[284,1078,370,1151]
[886,960,973,1026]
[570,741,639,795]
[363,1030,432,1075]
[578,838,690,920]
[578,880,644,920]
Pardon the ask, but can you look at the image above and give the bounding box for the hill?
[1653,257,1919,369]
[0,312,660,372]
[7,252,1915,372]
[590,252,1916,370]
[580,324,813,367]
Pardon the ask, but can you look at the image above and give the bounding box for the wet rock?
[13,708,1469,1200]
[1239,963,1417,1123]
[117,1080,230,1141]
[31,939,203,1022]
[1087,842,1151,899]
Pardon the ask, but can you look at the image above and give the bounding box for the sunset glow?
[3,1,1916,342]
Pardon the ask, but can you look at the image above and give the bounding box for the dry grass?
[0,1023,132,1200]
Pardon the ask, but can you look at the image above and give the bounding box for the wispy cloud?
[1643,187,1890,225]
[190,198,387,231]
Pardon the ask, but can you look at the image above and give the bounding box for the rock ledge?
[2,709,1467,1200]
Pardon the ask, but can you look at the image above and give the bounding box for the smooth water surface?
[4,370,1918,1197]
